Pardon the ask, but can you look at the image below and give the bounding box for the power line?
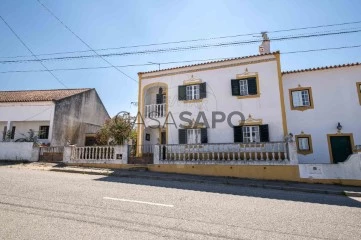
[36,0,137,83]
[1,28,360,64]
[1,44,360,74]
[0,15,68,88]
[1,19,361,59]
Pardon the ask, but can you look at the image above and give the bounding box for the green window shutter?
[231,79,240,96]
[233,126,243,143]
[259,124,269,142]
[200,82,207,99]
[179,129,187,144]
[178,85,187,100]
[156,94,163,104]
[247,77,258,95]
[201,128,208,143]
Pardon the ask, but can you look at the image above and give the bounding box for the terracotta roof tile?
[0,88,92,103]
[138,51,279,75]
[282,62,361,74]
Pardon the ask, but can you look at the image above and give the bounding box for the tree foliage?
[96,114,136,145]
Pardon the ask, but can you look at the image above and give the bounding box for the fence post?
[154,145,160,164]
[63,146,73,163]
[287,141,298,165]
[114,145,128,164]
[31,145,40,162]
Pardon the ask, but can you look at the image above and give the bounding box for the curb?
[344,191,361,197]
[48,167,356,196]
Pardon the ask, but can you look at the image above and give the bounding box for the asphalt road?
[0,167,360,240]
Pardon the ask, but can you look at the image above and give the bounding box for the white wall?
[4,121,51,143]
[283,66,361,163]
[0,102,55,142]
[0,101,54,121]
[140,54,286,145]
[299,154,361,180]
[0,142,39,161]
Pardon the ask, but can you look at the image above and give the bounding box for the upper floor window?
[357,82,361,105]
[289,87,314,111]
[231,76,259,98]
[178,83,206,102]
[186,85,200,100]
[239,80,249,96]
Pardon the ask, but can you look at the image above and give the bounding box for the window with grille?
[239,80,249,96]
[186,85,200,100]
[187,129,201,144]
[39,126,50,139]
[298,137,310,151]
[295,134,313,155]
[242,126,260,143]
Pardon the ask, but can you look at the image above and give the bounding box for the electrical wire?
[0,15,68,88]
[36,0,137,83]
[1,45,360,74]
[1,28,360,65]
[1,19,361,59]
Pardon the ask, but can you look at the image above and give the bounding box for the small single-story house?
[0,88,109,146]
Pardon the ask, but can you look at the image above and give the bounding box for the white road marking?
[103,197,174,208]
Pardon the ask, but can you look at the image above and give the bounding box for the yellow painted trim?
[137,73,143,156]
[65,163,361,187]
[180,99,203,103]
[183,80,202,85]
[356,82,361,105]
[289,86,314,111]
[327,133,355,163]
[142,58,276,79]
[295,133,313,155]
[234,73,261,99]
[274,53,288,136]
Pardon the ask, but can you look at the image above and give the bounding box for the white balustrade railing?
[155,142,291,165]
[71,146,115,161]
[145,103,166,118]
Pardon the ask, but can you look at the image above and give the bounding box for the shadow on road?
[95,174,361,208]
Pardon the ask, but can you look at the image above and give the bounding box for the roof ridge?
[282,62,361,74]
[138,51,280,75]
[0,88,92,93]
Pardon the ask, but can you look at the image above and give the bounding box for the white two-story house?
[138,38,288,154]
[137,37,360,164]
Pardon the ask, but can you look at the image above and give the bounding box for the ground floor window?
[38,126,50,139]
[187,129,201,144]
[295,133,313,155]
[243,126,260,143]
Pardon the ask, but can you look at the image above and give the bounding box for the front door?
[329,136,353,163]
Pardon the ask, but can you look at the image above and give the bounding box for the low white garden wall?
[0,142,39,161]
[63,145,128,164]
[299,153,361,180]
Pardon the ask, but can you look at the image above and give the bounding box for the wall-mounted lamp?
[337,122,342,133]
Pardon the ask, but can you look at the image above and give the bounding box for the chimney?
[259,32,270,54]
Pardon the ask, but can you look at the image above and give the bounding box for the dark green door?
[330,136,353,163]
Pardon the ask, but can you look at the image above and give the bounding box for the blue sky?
[1,0,361,116]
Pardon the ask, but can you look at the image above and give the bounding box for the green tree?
[96,114,135,145]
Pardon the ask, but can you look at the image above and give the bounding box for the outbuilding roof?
[282,62,361,74]
[0,88,92,103]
